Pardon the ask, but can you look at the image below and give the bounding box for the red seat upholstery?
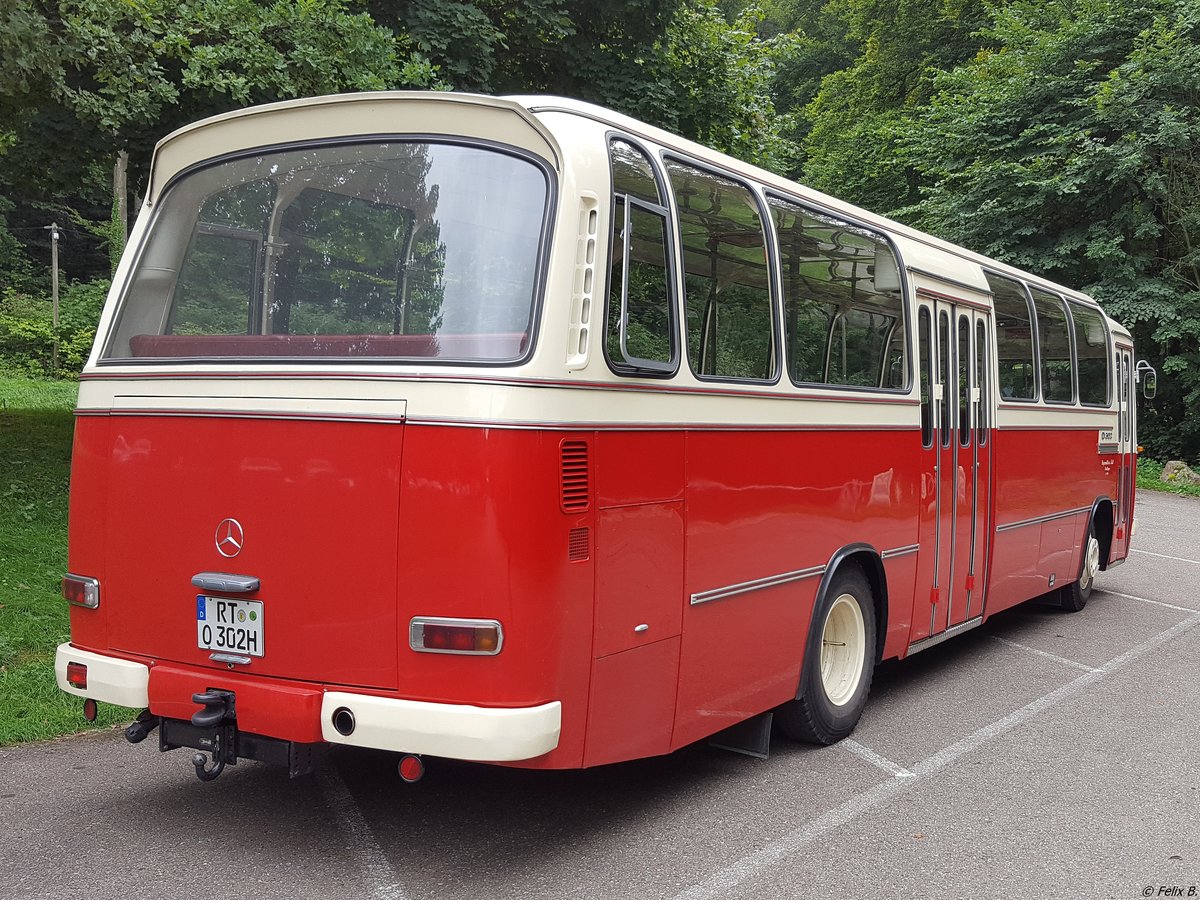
[128,332,528,359]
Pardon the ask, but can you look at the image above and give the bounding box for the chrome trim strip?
[690,564,826,606]
[881,544,919,560]
[995,506,1092,533]
[906,615,984,656]
[104,408,406,425]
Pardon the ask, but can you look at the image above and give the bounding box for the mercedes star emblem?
[214,518,244,558]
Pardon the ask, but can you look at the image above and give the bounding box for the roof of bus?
[507,94,1128,335]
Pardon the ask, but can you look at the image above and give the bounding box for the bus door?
[1113,348,1135,556]
[913,296,992,645]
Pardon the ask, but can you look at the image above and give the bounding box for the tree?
[897,0,1200,458]
[0,0,426,286]
[799,0,992,209]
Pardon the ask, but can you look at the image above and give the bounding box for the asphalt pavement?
[2,491,1197,900]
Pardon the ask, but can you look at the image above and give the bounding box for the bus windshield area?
[104,141,549,363]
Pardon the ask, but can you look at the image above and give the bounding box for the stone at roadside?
[1161,460,1200,486]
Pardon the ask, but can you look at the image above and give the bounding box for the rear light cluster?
[62,574,100,608]
[409,617,503,655]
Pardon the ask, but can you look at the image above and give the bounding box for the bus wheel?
[1062,522,1100,612]
[777,566,877,745]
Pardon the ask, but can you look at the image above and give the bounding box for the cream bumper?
[320,691,561,761]
[55,643,150,708]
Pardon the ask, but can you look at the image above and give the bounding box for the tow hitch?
[148,688,324,781]
[174,689,239,781]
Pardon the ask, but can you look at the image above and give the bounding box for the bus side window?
[1070,302,1111,406]
[1030,287,1075,404]
[986,272,1036,401]
[958,315,970,444]
[606,139,675,374]
[767,196,906,390]
[667,159,774,381]
[939,310,951,448]
[976,318,989,444]
[919,307,933,448]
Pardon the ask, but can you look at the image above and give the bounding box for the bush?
[0,279,109,376]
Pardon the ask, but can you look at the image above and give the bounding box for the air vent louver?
[568,527,590,561]
[560,441,590,512]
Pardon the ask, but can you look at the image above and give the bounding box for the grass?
[0,375,129,744]
[1136,457,1200,498]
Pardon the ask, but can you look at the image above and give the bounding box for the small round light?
[83,698,98,722]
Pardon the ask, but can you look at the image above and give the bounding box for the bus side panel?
[395,425,595,769]
[582,430,685,766]
[673,429,920,749]
[987,426,1115,613]
[66,416,112,652]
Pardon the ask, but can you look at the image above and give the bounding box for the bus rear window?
[104,142,549,363]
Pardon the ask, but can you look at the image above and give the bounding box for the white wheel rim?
[820,593,866,707]
[1080,534,1100,591]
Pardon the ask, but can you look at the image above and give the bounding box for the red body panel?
[65,400,1122,769]
[987,426,1114,614]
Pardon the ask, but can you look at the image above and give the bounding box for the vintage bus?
[55,92,1153,781]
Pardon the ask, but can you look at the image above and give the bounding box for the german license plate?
[196,595,264,657]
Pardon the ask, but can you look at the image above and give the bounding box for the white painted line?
[1130,548,1200,565]
[671,610,1200,900]
[1099,589,1197,614]
[990,636,1098,672]
[840,739,916,778]
[318,766,408,900]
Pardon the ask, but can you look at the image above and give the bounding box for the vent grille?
[560,440,590,512]
[568,527,590,561]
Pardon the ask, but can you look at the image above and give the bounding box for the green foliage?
[800,0,992,209]
[0,279,109,376]
[888,0,1200,458]
[657,1,800,172]
[1136,458,1200,498]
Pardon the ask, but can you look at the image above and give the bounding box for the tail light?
[62,574,100,608]
[409,617,503,655]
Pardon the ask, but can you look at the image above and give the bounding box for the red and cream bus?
[55,92,1153,780]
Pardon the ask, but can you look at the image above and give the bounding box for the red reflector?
[66,662,88,689]
[398,755,425,783]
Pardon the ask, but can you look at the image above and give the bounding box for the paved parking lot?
[2,491,1197,900]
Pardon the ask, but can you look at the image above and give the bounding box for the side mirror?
[1135,359,1157,400]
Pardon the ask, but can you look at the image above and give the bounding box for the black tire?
[1062,520,1100,612]
[776,565,877,745]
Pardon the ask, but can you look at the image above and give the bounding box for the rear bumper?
[55,644,561,762]
[321,691,562,761]
[55,643,150,708]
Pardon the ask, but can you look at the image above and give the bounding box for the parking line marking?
[840,740,916,778]
[671,610,1200,900]
[990,636,1098,672]
[318,766,408,900]
[1099,589,1197,614]
[1130,548,1200,565]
